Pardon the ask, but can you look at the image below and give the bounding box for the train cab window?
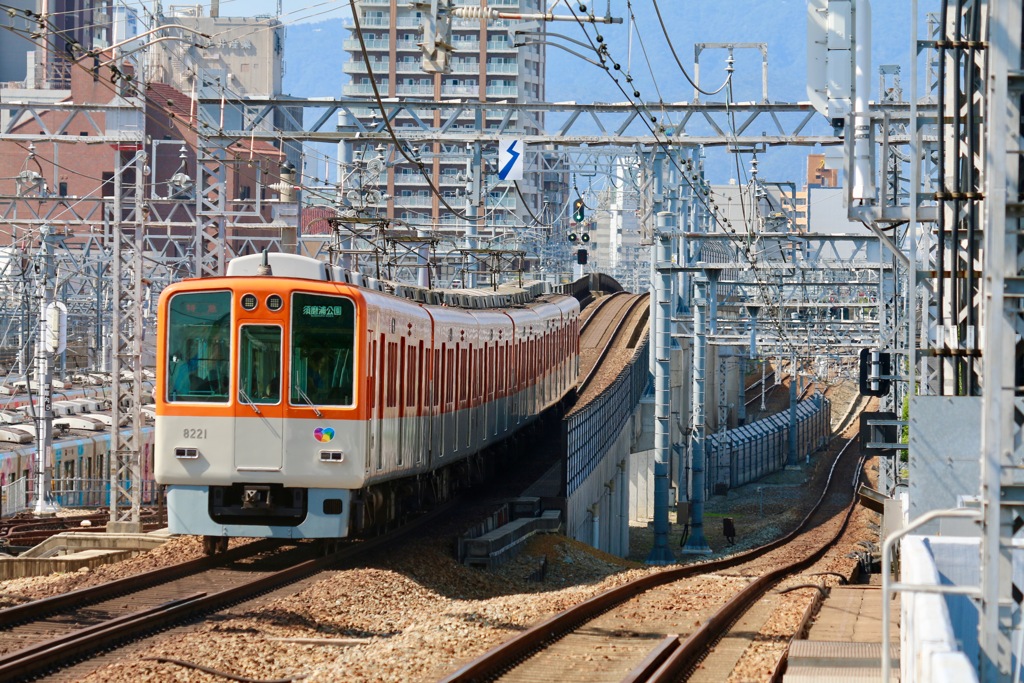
[290,292,356,407]
[239,325,282,404]
[166,291,232,403]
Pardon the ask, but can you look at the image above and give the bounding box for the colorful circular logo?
[313,427,335,443]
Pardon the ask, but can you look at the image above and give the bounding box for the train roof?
[0,379,154,456]
[226,253,564,310]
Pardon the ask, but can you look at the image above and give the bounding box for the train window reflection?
[166,291,231,403]
[239,325,282,404]
[290,292,356,407]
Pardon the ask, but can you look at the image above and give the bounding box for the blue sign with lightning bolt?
[498,138,524,181]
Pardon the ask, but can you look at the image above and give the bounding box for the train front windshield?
[166,291,232,403]
[290,292,356,406]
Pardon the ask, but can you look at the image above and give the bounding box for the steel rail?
[578,291,627,336]
[0,504,453,682]
[577,293,649,396]
[439,436,859,683]
[649,437,862,681]
[0,538,281,628]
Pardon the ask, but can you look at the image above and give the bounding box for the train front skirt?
[167,485,352,539]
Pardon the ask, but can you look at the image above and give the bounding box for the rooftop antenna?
[257,249,273,276]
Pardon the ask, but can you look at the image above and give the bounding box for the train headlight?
[319,450,344,463]
[266,294,283,311]
[241,293,258,311]
[174,447,200,459]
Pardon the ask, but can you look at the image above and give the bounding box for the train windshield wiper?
[237,387,261,415]
[294,386,323,417]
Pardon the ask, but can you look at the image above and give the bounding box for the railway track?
[578,291,629,336]
[440,429,863,683]
[577,292,649,396]
[0,505,451,682]
[0,509,165,551]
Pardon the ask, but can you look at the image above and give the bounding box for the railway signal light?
[581,232,590,243]
[577,248,588,265]
[568,232,578,242]
[858,348,891,396]
[572,198,585,223]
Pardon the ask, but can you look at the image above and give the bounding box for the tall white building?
[342,0,552,243]
[590,159,645,289]
[148,5,285,97]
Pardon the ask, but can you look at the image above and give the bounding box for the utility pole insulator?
[417,0,454,74]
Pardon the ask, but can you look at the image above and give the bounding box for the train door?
[500,341,509,433]
[428,345,439,466]
[234,324,284,471]
[453,343,462,453]
[467,345,476,449]
[396,338,405,467]
[414,341,424,466]
[437,343,446,460]
[365,332,383,472]
[463,346,472,450]
[485,343,493,440]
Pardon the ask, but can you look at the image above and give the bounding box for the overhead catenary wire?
[561,1,803,354]
[649,0,733,97]
[4,0,851,357]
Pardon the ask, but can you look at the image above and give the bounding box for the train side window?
[448,347,455,406]
[415,341,424,409]
[387,341,398,409]
[368,338,376,412]
[378,333,386,416]
[453,344,460,407]
[166,290,231,403]
[479,347,485,398]
[439,344,447,407]
[462,347,469,407]
[436,350,444,409]
[502,342,509,395]
[399,337,408,412]
[487,345,494,397]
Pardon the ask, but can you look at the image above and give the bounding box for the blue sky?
[150,0,348,22]
[162,0,928,184]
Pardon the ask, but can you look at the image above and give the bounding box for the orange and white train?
[155,253,579,551]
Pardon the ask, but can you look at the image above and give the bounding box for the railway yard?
[0,374,876,683]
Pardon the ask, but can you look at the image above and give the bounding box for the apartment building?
[342,0,554,242]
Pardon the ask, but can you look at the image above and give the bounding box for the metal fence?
[564,339,650,496]
[1,477,160,517]
[47,478,161,509]
[0,477,28,517]
[705,393,832,494]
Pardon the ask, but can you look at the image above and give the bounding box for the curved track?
[440,429,863,683]
[578,291,629,336]
[577,292,649,396]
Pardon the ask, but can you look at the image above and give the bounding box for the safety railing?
[564,339,650,496]
[705,393,831,495]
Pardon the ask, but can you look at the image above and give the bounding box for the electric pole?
[32,225,61,516]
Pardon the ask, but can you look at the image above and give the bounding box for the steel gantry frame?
[1,72,920,562]
[978,0,1023,678]
[204,96,927,149]
[0,90,290,525]
[106,146,146,530]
